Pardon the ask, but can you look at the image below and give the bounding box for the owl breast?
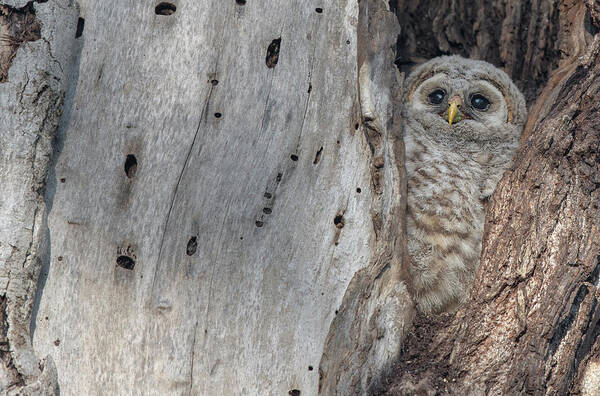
[404,128,490,314]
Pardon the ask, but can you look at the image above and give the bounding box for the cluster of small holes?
[155,2,176,15]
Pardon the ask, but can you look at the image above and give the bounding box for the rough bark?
[0,0,78,393]
[382,1,600,394]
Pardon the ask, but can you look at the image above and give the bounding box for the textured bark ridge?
[381,1,600,394]
[0,1,78,394]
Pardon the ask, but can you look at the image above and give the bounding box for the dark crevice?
[546,285,589,360]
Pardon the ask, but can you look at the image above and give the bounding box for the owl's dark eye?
[471,94,490,111]
[428,89,445,105]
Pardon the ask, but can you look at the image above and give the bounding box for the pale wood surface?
[29,1,388,394]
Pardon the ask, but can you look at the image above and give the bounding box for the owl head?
[403,56,527,147]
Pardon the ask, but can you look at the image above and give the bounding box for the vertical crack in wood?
[150,85,212,300]
[187,320,198,396]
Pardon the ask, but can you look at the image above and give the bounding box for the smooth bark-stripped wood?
[319,1,411,395]
[382,1,600,394]
[0,0,78,393]
[27,1,386,395]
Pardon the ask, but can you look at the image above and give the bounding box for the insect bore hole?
[116,255,135,270]
[124,154,137,178]
[334,214,345,229]
[236,0,246,4]
[186,236,198,256]
[75,17,84,38]
[289,390,301,396]
[266,38,281,68]
[155,2,176,15]
[313,146,323,164]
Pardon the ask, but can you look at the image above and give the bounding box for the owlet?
[403,55,527,314]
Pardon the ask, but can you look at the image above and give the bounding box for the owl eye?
[427,89,445,105]
[471,94,490,111]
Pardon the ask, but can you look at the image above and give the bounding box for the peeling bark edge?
[318,1,413,394]
[0,0,79,393]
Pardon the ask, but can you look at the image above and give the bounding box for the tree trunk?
[381,0,600,394]
[5,0,383,394]
[1,0,599,395]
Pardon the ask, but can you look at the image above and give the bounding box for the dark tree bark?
[380,1,600,394]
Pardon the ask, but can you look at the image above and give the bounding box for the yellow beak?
[448,101,459,126]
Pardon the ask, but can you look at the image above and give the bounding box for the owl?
[402,55,527,314]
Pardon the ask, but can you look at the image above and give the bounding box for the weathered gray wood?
[318,1,411,395]
[28,1,392,394]
[0,0,78,393]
